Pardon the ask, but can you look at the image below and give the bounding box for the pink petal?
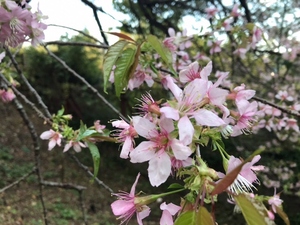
[160,107,180,120]
[137,206,151,225]
[148,152,171,186]
[194,109,225,126]
[178,116,194,145]
[130,141,156,163]
[130,173,141,196]
[132,116,157,139]
[40,130,54,140]
[111,199,134,216]
[171,139,192,160]
[48,139,56,151]
[120,136,132,159]
[159,117,174,134]
[160,202,181,215]
[200,61,212,80]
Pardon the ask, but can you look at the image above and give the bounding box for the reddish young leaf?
[107,32,136,42]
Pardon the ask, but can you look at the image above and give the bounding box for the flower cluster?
[0,0,48,47]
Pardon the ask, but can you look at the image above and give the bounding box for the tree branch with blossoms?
[1,1,298,225]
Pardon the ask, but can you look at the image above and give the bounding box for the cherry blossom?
[112,119,137,159]
[218,155,264,194]
[130,116,192,186]
[268,188,283,214]
[160,202,181,225]
[63,140,86,153]
[111,173,151,225]
[40,129,63,151]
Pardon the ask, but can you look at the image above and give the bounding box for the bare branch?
[81,0,109,45]
[68,153,114,193]
[4,46,52,118]
[45,41,108,49]
[47,24,103,44]
[41,181,86,191]
[44,45,129,123]
[0,72,50,123]
[0,167,36,193]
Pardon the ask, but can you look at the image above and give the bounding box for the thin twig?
[79,190,88,225]
[68,153,114,193]
[47,24,103,44]
[41,181,86,191]
[4,46,52,118]
[44,46,129,123]
[0,72,50,123]
[81,0,109,45]
[45,41,108,49]
[0,167,36,193]
[12,96,49,225]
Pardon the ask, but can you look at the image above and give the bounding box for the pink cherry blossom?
[205,7,218,19]
[207,40,223,54]
[130,116,192,186]
[218,155,264,194]
[233,48,248,59]
[227,84,256,103]
[251,26,263,49]
[111,173,151,225]
[268,188,283,214]
[0,88,15,102]
[231,99,258,136]
[63,140,86,153]
[94,120,106,133]
[275,90,294,101]
[160,202,181,225]
[128,65,154,90]
[231,4,241,17]
[112,119,137,159]
[222,17,233,31]
[40,129,63,151]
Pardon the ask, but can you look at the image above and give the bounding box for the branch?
[252,95,300,118]
[4,46,52,118]
[44,46,129,123]
[0,167,36,193]
[0,73,50,123]
[45,41,108,49]
[239,0,252,23]
[41,181,86,191]
[81,0,109,45]
[68,153,114,193]
[79,190,88,225]
[47,24,103,44]
[11,94,49,225]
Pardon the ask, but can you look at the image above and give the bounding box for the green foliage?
[147,35,173,70]
[174,207,214,225]
[86,141,100,179]
[234,194,274,225]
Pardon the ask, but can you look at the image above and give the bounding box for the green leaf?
[57,107,65,117]
[147,35,173,67]
[86,141,100,179]
[276,206,290,225]
[114,46,137,97]
[168,183,184,190]
[103,40,129,93]
[175,211,196,225]
[77,129,97,141]
[197,207,214,225]
[174,207,214,225]
[234,195,274,225]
